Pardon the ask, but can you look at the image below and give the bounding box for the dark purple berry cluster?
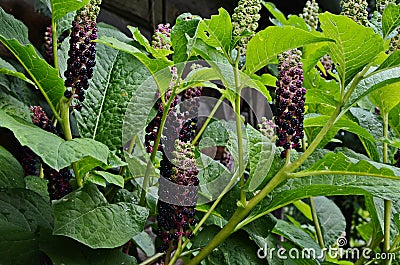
[44,26,53,64]
[395,150,400,168]
[318,54,334,79]
[274,49,306,157]
[220,148,234,171]
[63,0,101,110]
[18,106,73,200]
[157,141,199,252]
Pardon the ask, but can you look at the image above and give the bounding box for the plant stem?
[139,253,165,265]
[310,197,325,249]
[139,92,176,206]
[51,18,60,75]
[165,247,172,265]
[168,169,241,265]
[191,95,225,145]
[383,112,393,265]
[187,171,288,265]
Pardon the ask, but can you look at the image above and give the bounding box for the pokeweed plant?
[0,0,400,265]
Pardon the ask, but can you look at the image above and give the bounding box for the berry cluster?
[220,148,234,171]
[63,0,101,109]
[44,26,53,64]
[232,0,262,54]
[376,0,396,13]
[274,49,306,158]
[157,141,199,252]
[151,23,171,50]
[395,150,400,168]
[319,54,334,79]
[340,0,369,26]
[18,106,73,200]
[300,0,319,30]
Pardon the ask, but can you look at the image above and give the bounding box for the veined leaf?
[319,13,384,87]
[197,8,232,53]
[377,50,400,71]
[52,184,149,248]
[0,146,24,189]
[0,110,111,171]
[370,81,400,114]
[246,26,332,74]
[50,0,89,21]
[171,13,201,63]
[0,57,36,87]
[0,7,65,116]
[382,3,400,39]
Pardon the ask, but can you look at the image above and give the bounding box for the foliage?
[0,0,400,265]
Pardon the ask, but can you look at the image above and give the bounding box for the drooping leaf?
[0,146,24,189]
[0,57,36,87]
[50,0,89,22]
[171,13,202,63]
[313,196,346,247]
[0,189,53,265]
[263,2,289,26]
[245,125,275,191]
[132,231,155,257]
[0,110,111,170]
[0,7,65,115]
[92,171,124,188]
[382,3,400,39]
[197,8,232,53]
[128,26,172,58]
[52,184,149,248]
[319,13,384,87]
[345,66,400,110]
[246,26,332,74]
[40,234,138,265]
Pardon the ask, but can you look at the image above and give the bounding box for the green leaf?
[132,231,155,257]
[389,103,400,137]
[346,67,400,110]
[370,82,400,114]
[0,145,24,189]
[128,26,172,58]
[302,43,330,74]
[52,184,149,248]
[0,92,31,122]
[40,234,138,265]
[319,13,384,87]
[263,2,289,25]
[207,230,264,265]
[96,36,172,74]
[246,26,332,74]
[0,189,53,265]
[0,57,36,87]
[377,50,400,71]
[273,219,322,252]
[0,110,111,170]
[24,176,50,199]
[0,7,65,115]
[197,8,232,53]
[382,3,400,39]
[245,125,275,191]
[72,25,152,150]
[171,13,202,63]
[313,196,346,247]
[92,171,124,188]
[56,11,76,36]
[50,0,89,22]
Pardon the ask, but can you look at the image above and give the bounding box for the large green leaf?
[389,103,400,137]
[40,234,138,265]
[0,110,111,170]
[197,8,232,54]
[313,196,346,247]
[50,0,89,21]
[52,184,149,248]
[245,125,275,192]
[245,26,332,74]
[0,7,65,115]
[171,13,202,63]
[370,82,400,115]
[132,231,155,257]
[68,25,152,150]
[319,13,384,87]
[382,3,400,39]
[0,57,36,87]
[345,66,400,111]
[0,189,53,265]
[0,146,24,189]
[0,90,31,122]
[377,50,400,71]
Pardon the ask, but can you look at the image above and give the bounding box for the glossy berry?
[44,26,53,64]
[30,106,57,133]
[64,0,101,108]
[275,49,306,157]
